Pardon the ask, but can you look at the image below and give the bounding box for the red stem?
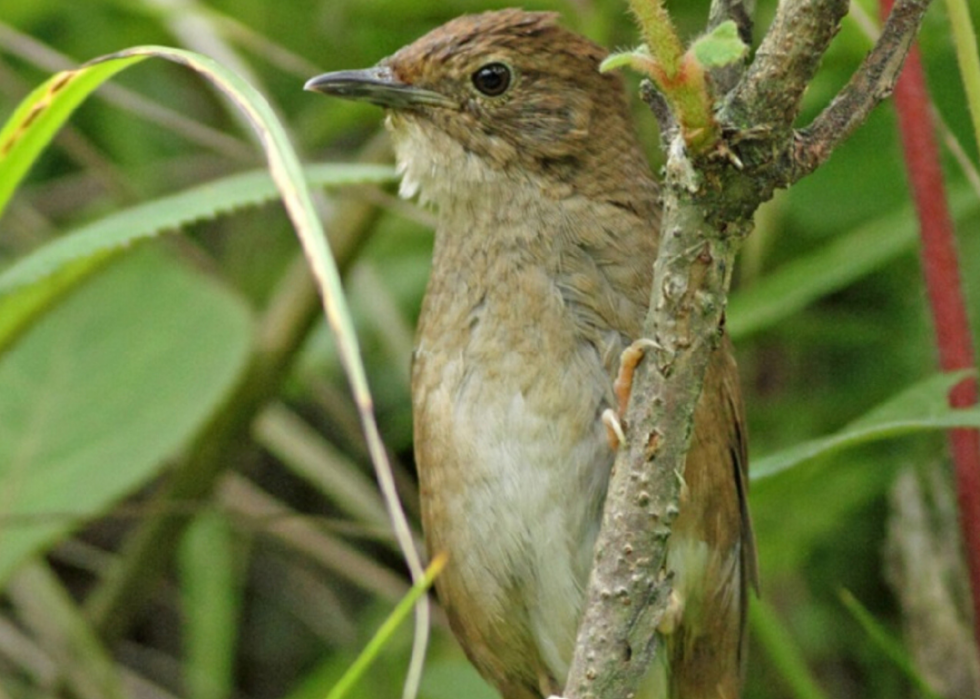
[881,0,980,649]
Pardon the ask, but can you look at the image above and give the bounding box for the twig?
[618,0,721,153]
[726,0,849,130]
[793,0,933,181]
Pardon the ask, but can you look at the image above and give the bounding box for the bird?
[306,9,756,698]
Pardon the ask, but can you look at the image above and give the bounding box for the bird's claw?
[605,338,660,449]
[602,408,626,449]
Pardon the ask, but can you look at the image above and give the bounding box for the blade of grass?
[180,512,241,699]
[0,163,396,356]
[0,47,430,692]
[326,554,447,699]
[0,56,143,216]
[0,163,396,297]
[727,185,978,340]
[749,598,830,699]
[838,589,943,699]
[7,563,124,699]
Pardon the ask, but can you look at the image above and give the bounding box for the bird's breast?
[412,255,615,685]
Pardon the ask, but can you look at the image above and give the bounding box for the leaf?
[0,56,144,216]
[728,185,980,339]
[0,248,252,585]
[847,370,977,428]
[0,164,396,298]
[0,164,397,356]
[599,46,657,75]
[0,45,370,426]
[689,21,748,68]
[0,43,424,669]
[752,371,980,480]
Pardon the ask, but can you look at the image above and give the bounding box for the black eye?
[472,63,511,97]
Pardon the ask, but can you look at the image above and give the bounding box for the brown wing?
[667,335,757,699]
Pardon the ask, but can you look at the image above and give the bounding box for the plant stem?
[881,0,980,654]
[629,0,683,75]
[625,0,720,152]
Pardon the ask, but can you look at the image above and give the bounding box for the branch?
[563,0,935,696]
[793,0,933,181]
[726,0,849,130]
[565,163,748,698]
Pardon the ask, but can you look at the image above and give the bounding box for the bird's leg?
[602,339,661,449]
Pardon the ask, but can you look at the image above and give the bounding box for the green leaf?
[599,46,657,74]
[689,21,748,68]
[847,370,976,428]
[0,253,106,358]
[752,371,980,480]
[0,44,423,664]
[0,164,397,356]
[0,45,371,433]
[728,185,980,339]
[0,56,143,217]
[0,248,252,585]
[0,163,396,298]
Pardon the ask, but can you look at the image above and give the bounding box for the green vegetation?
[1,0,978,698]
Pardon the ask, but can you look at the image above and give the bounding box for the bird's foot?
[603,338,661,449]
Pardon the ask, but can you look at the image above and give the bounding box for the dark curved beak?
[304,66,454,110]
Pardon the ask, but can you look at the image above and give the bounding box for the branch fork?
[563,1,937,697]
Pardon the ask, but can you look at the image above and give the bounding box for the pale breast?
[412,252,615,690]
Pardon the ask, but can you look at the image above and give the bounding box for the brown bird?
[306,9,756,699]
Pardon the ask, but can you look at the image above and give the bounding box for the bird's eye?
[472,63,512,97]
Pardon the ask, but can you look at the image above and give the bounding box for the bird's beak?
[304,66,455,110]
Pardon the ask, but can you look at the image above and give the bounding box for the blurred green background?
[1,0,979,698]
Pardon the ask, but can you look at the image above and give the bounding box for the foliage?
[0,0,978,698]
